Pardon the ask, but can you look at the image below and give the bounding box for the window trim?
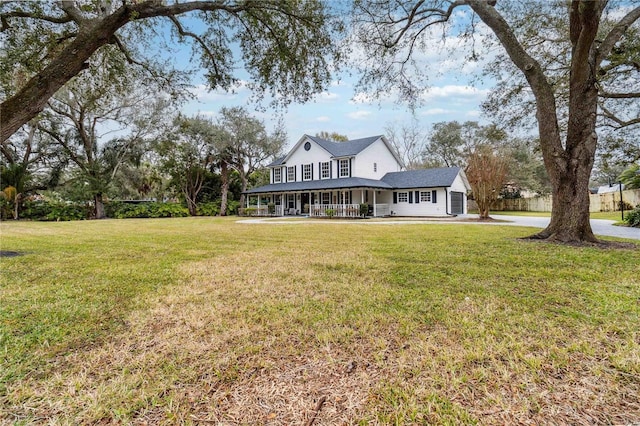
[273,168,281,183]
[420,191,431,202]
[397,191,409,203]
[339,158,350,178]
[321,161,330,179]
[287,166,295,182]
[302,163,312,181]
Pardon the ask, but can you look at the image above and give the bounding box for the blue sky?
[166,10,496,150]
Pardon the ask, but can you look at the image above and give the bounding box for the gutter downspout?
[445,188,450,216]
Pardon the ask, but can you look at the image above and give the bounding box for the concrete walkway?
[239,214,640,241]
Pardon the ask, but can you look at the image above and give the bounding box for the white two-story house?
[244,134,470,217]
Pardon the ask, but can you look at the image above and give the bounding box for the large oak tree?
[0,0,341,142]
[353,0,640,243]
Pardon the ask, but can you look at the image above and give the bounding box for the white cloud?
[316,91,340,102]
[189,81,249,102]
[349,92,378,105]
[466,110,481,117]
[316,116,331,122]
[347,110,372,120]
[420,108,453,116]
[421,85,489,102]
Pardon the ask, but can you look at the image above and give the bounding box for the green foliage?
[197,202,220,217]
[21,200,89,221]
[325,208,335,218]
[267,202,276,215]
[624,205,640,227]
[243,207,258,216]
[618,164,640,189]
[105,202,188,219]
[360,203,369,216]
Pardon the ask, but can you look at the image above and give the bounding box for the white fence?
[310,204,361,218]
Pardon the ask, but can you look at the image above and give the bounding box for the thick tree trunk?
[94,193,106,219]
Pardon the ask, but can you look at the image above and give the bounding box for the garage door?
[451,191,465,215]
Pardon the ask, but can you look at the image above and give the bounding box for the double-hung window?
[321,161,330,179]
[273,168,281,183]
[397,192,409,203]
[287,166,295,182]
[339,159,350,178]
[420,191,431,202]
[322,192,330,204]
[303,164,312,181]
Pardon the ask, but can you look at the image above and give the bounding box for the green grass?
[1,218,639,425]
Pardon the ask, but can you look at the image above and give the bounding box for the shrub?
[21,200,89,221]
[267,202,275,215]
[624,205,640,227]
[243,207,257,216]
[197,202,219,217]
[325,208,335,219]
[359,203,369,217]
[106,202,188,219]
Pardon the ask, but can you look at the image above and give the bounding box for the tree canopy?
[353,0,640,243]
[0,0,342,142]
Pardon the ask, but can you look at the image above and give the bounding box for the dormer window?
[339,159,350,178]
[273,168,281,183]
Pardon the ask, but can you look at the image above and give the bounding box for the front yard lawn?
[1,218,638,425]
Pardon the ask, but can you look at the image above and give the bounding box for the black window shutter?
[311,164,314,180]
[415,191,420,203]
[318,162,321,178]
[409,191,413,203]
[330,162,333,179]
[294,165,297,182]
[349,158,352,177]
[432,190,437,203]
[393,192,397,204]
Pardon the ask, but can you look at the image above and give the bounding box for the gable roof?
[306,135,381,158]
[381,167,466,189]
[274,134,404,167]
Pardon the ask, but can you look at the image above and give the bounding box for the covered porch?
[244,188,391,218]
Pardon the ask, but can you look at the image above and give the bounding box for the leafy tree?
[37,51,174,218]
[353,1,640,243]
[217,107,286,208]
[618,164,640,190]
[503,138,551,197]
[466,145,509,220]
[0,0,342,143]
[315,131,349,142]
[157,115,218,216]
[384,117,428,170]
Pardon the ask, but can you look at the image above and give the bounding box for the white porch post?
[360,189,364,204]
[373,191,377,217]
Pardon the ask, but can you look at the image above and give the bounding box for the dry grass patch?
[1,220,639,425]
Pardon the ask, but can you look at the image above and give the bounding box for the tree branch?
[599,104,640,129]
[596,6,640,67]
[599,91,640,99]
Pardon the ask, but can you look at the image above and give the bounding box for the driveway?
[239,214,640,241]
[480,214,640,241]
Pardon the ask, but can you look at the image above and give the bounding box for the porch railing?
[310,204,361,218]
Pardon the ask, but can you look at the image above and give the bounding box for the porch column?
[373,191,377,217]
[360,189,364,204]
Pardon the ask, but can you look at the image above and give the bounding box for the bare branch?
[600,104,640,129]
[599,91,640,99]
[59,0,86,24]
[596,6,640,66]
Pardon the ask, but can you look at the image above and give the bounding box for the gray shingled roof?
[381,167,462,189]
[267,155,286,167]
[306,135,382,157]
[245,177,393,194]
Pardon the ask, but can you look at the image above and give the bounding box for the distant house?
[597,183,624,194]
[244,134,470,217]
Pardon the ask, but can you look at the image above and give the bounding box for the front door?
[301,193,310,213]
